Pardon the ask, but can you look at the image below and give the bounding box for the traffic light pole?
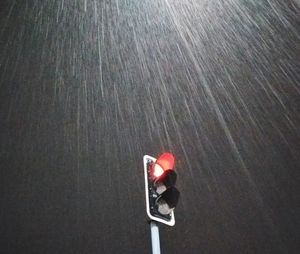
[150,221,161,254]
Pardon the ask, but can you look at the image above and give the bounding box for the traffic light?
[143,153,180,226]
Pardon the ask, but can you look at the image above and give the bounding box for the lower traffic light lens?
[157,199,173,215]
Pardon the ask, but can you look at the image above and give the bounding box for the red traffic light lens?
[153,164,164,178]
[153,153,175,178]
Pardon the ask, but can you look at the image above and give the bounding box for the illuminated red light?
[153,153,175,178]
[153,164,164,178]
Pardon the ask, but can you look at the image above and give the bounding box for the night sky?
[0,0,299,253]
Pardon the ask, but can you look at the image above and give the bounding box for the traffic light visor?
[160,187,180,208]
[155,170,177,188]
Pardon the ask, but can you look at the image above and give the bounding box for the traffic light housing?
[143,153,180,226]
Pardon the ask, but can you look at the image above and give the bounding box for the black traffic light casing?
[143,154,180,226]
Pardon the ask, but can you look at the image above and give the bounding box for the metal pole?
[150,221,161,254]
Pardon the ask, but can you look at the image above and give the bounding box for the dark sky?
[0,0,299,253]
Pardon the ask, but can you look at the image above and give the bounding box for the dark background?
[0,0,299,253]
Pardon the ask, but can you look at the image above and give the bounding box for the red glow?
[153,153,175,177]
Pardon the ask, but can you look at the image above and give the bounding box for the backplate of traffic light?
[143,153,180,226]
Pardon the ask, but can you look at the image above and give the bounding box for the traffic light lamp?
[143,153,180,226]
